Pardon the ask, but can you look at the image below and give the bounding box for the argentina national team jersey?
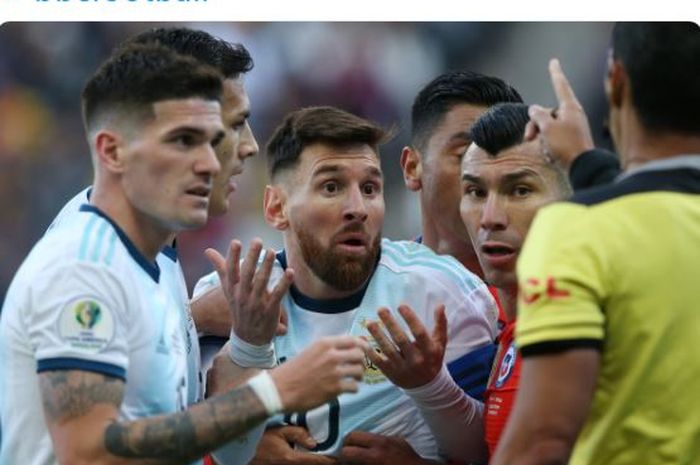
[0,205,188,465]
[47,187,203,406]
[195,238,498,461]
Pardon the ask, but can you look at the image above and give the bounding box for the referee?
[492,22,700,465]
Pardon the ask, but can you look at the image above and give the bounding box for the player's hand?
[191,285,289,338]
[205,238,294,345]
[250,426,339,465]
[365,304,447,389]
[270,336,368,413]
[524,58,595,170]
[339,432,438,465]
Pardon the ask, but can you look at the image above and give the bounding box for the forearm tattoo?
[40,370,268,462]
[104,385,267,461]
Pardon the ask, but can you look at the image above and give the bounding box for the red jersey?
[483,319,521,458]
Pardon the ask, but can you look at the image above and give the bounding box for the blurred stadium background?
[0,22,614,299]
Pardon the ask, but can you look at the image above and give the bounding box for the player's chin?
[207,195,228,217]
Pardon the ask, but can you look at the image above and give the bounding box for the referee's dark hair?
[612,22,700,135]
[411,71,522,152]
[120,27,253,80]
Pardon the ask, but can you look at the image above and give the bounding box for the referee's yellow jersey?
[516,156,700,465]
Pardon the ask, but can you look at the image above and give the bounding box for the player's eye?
[362,182,380,195]
[322,182,339,194]
[464,185,486,198]
[172,134,196,148]
[512,185,532,197]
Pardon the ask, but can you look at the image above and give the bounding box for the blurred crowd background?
[0,22,614,299]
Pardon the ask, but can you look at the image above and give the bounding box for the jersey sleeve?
[29,261,131,380]
[193,270,221,300]
[516,202,608,356]
[415,256,499,400]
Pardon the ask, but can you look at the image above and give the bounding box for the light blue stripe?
[78,215,98,260]
[91,221,108,263]
[385,240,479,290]
[104,230,118,266]
[381,243,478,292]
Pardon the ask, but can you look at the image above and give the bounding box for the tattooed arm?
[40,336,368,465]
[40,369,268,465]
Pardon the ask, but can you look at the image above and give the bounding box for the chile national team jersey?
[483,319,521,457]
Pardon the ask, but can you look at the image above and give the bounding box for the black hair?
[470,103,530,156]
[470,102,571,196]
[82,43,223,132]
[612,22,700,134]
[266,106,388,180]
[411,71,523,150]
[121,27,253,79]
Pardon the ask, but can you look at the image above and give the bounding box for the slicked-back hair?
[411,71,523,151]
[120,27,253,79]
[81,43,223,133]
[470,103,530,157]
[266,106,388,180]
[470,102,571,196]
[612,22,700,134]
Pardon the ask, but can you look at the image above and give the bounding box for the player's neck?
[497,286,518,322]
[91,186,171,262]
[420,218,484,278]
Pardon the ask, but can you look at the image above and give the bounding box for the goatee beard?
[297,228,381,292]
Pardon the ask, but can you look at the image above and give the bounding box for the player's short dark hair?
[470,103,571,196]
[120,27,253,79]
[81,44,223,133]
[612,22,700,134]
[266,106,388,180]
[411,71,523,151]
[470,103,530,156]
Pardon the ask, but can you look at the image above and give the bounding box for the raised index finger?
[549,58,580,106]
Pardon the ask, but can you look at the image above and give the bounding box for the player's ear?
[94,129,126,174]
[400,146,423,192]
[264,184,289,231]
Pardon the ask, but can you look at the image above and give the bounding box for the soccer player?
[401,71,522,278]
[47,27,260,409]
[364,102,572,465]
[195,106,499,464]
[492,22,700,465]
[0,44,366,465]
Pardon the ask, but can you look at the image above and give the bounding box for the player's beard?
[297,227,381,292]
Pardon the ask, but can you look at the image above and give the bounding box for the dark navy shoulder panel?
[570,168,700,206]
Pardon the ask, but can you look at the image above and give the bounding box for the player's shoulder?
[378,238,483,293]
[45,186,92,234]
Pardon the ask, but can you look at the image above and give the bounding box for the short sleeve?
[516,203,608,356]
[193,271,221,300]
[30,261,131,380]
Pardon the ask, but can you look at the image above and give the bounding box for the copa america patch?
[495,343,516,388]
[58,297,115,352]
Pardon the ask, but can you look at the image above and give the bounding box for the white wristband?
[247,371,283,415]
[228,329,277,368]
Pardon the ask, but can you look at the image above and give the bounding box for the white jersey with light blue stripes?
[194,238,499,461]
[47,188,203,406]
[0,204,188,465]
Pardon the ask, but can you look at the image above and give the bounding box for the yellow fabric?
[516,190,700,465]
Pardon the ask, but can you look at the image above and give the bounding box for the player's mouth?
[481,241,518,268]
[335,233,369,255]
[185,185,212,201]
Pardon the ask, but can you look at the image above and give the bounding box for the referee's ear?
[264,184,289,231]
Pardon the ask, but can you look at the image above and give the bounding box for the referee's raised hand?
[525,58,595,170]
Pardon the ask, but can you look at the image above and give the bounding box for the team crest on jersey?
[495,343,516,388]
[58,297,115,352]
[358,318,388,385]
